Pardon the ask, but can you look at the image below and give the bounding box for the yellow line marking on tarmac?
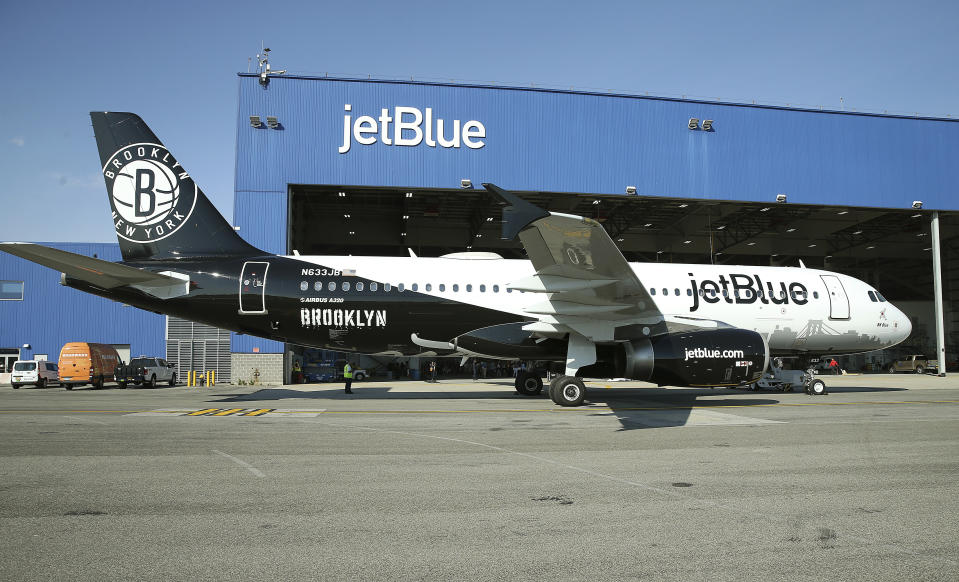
[187,408,222,416]
[240,409,274,416]
[209,408,245,416]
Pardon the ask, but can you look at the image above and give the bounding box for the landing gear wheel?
[806,379,827,396]
[515,372,543,396]
[550,376,587,407]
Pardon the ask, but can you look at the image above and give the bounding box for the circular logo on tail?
[102,143,197,243]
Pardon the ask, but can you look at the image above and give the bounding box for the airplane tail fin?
[91,112,259,261]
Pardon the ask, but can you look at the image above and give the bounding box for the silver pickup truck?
[115,357,177,388]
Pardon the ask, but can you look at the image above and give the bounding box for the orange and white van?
[58,343,121,390]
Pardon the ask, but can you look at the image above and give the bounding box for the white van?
[11,360,59,389]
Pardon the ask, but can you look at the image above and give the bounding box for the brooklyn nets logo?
[102,143,197,243]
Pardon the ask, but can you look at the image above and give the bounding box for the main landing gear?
[548,376,587,407]
[514,371,543,396]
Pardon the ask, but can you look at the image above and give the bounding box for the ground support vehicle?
[58,343,121,389]
[114,357,177,388]
[888,355,938,374]
[11,360,59,389]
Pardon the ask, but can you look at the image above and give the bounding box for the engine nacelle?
[611,328,768,387]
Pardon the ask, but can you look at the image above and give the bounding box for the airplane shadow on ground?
[206,380,890,431]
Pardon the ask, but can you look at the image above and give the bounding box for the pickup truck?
[115,357,177,388]
[887,355,938,374]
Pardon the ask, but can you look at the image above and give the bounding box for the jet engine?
[583,328,768,387]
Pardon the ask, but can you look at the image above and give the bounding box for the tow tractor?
[748,358,827,395]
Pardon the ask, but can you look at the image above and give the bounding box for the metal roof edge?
[236,73,958,123]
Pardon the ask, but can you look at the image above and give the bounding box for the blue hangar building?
[2,73,957,383]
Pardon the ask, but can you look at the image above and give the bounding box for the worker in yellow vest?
[344,361,353,394]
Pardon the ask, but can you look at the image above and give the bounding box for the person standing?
[829,358,839,375]
[343,361,354,394]
[429,360,437,383]
[472,360,478,381]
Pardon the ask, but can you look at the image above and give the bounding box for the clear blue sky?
[1,0,956,243]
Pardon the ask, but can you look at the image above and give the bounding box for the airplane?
[0,112,912,406]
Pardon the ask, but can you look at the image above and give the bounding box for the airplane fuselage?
[68,253,911,358]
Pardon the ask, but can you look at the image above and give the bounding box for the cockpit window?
[868,291,877,302]
[876,292,887,302]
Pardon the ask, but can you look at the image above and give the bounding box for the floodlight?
[912,201,923,209]
[688,118,699,130]
[625,186,637,195]
[776,194,787,203]
[266,116,279,129]
[461,179,473,189]
[249,115,262,128]
[702,119,713,131]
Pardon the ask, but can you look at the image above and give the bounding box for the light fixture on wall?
[461,179,473,189]
[625,186,637,195]
[249,115,262,128]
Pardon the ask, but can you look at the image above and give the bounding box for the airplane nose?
[897,309,912,341]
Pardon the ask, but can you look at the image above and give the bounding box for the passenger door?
[239,261,269,315]
[820,275,850,320]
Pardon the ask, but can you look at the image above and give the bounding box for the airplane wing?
[0,242,190,299]
[485,184,664,343]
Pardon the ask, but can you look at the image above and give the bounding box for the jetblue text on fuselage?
[339,104,486,153]
[688,272,808,312]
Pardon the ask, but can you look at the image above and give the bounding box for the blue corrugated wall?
[0,243,165,361]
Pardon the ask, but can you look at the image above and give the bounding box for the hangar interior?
[288,184,957,373]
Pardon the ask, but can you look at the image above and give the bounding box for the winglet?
[482,183,550,241]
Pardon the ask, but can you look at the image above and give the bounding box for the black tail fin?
[91,112,259,261]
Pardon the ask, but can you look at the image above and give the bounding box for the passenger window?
[662,288,668,296]
[328,281,336,291]
[356,282,364,292]
[411,283,418,292]
[300,281,308,291]
[384,283,392,292]
[493,285,499,293]
[398,283,405,292]
[425,283,432,292]
[370,282,378,292]
[480,285,486,292]
[453,284,459,292]
[674,288,680,296]
[313,281,321,291]
[813,291,818,299]
[342,282,350,291]
[687,288,692,296]
[506,288,512,293]
[466,284,472,292]
[650,288,657,295]
[439,284,446,292]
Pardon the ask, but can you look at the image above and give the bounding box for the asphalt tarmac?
[1,374,957,581]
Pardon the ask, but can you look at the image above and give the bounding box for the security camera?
[776,194,787,203]
[461,179,473,189]
[625,186,637,195]
[912,201,923,209]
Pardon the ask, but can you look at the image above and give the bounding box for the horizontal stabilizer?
[0,242,190,299]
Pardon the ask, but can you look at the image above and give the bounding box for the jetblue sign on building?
[339,104,486,153]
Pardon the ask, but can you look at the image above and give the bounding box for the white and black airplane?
[0,112,911,405]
